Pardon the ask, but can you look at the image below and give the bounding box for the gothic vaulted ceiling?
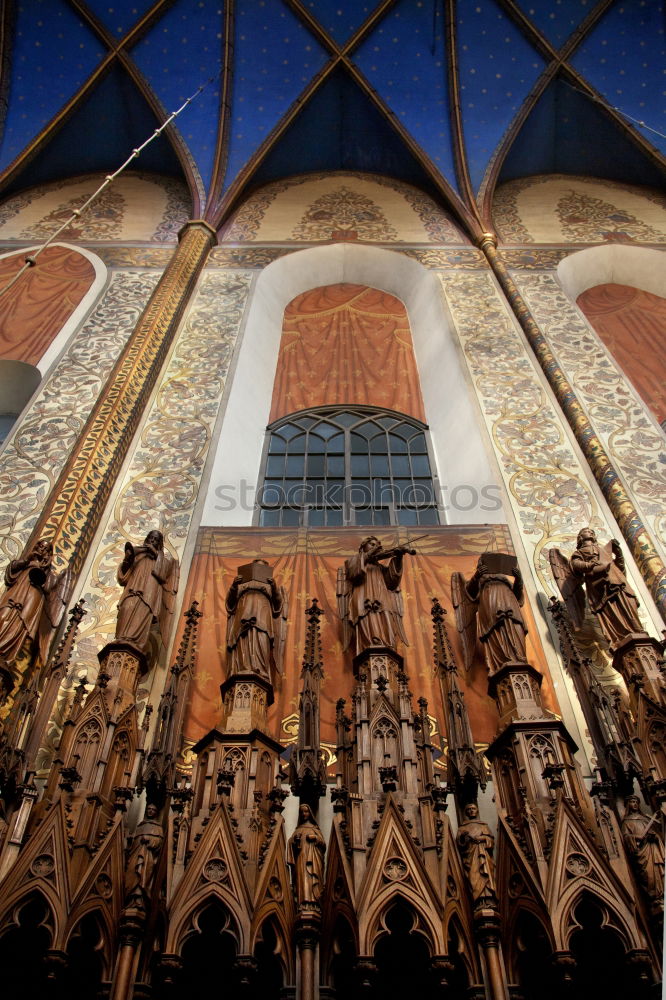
[0,0,663,238]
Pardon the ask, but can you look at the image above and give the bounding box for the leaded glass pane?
[388,433,408,453]
[411,454,431,476]
[314,421,338,439]
[326,455,344,477]
[261,407,439,528]
[280,423,300,440]
[286,455,305,476]
[397,508,418,526]
[307,454,325,477]
[265,455,284,477]
[391,455,410,477]
[350,433,368,454]
[370,454,390,477]
[351,454,370,476]
[308,434,326,453]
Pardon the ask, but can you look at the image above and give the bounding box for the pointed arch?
[167,883,248,957]
[0,891,55,996]
[443,913,476,994]
[554,881,641,954]
[506,906,555,994]
[362,883,443,957]
[252,915,291,992]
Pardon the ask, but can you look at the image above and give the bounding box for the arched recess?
[567,894,639,999]
[173,900,240,993]
[166,885,248,959]
[62,910,111,1000]
[506,908,555,1000]
[360,885,444,958]
[0,243,106,452]
[324,914,358,994]
[0,243,107,375]
[371,900,435,994]
[553,882,641,958]
[557,245,666,433]
[443,915,476,995]
[0,892,55,995]
[202,244,504,527]
[252,917,289,996]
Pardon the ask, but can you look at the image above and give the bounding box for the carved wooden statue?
[456,802,497,907]
[225,558,287,683]
[124,803,164,906]
[0,537,70,669]
[452,553,527,674]
[115,530,179,654]
[337,536,413,654]
[287,803,326,907]
[621,795,665,914]
[549,528,643,648]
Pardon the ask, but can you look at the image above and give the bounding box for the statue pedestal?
[220,672,273,734]
[612,633,665,707]
[487,661,553,730]
[97,641,148,717]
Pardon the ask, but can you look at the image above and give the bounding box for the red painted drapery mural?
[269,283,426,423]
[179,526,558,767]
[0,245,95,365]
[577,282,666,425]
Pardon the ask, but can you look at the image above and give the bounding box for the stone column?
[295,910,321,1000]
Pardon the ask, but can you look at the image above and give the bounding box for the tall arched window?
[257,406,440,527]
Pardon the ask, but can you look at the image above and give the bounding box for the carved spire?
[143,601,202,805]
[20,599,86,773]
[549,597,642,795]
[431,597,487,805]
[289,599,327,811]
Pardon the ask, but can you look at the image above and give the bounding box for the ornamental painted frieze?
[68,271,252,682]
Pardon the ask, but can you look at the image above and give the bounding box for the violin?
[372,534,428,561]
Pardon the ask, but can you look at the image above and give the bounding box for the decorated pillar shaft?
[28,221,216,579]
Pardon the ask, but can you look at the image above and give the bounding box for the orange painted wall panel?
[577,282,666,425]
[0,246,95,365]
[269,283,426,423]
[179,526,557,767]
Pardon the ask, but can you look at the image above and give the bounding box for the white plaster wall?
[202,244,504,526]
[557,244,666,302]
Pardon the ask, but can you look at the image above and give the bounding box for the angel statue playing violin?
[337,536,416,655]
[549,527,643,649]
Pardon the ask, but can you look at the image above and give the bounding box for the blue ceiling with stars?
[0,0,662,233]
